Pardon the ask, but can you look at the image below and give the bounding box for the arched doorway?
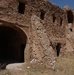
[0,25,27,69]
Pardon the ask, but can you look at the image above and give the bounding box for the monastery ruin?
[0,0,74,69]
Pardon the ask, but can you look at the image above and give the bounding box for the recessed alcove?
[0,26,27,69]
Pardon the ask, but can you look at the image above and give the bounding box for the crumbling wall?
[63,6,74,57]
[0,0,74,69]
[0,0,32,26]
[31,15,55,69]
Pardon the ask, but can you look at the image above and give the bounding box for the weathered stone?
[0,0,73,70]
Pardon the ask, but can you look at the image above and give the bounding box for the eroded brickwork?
[0,0,74,69]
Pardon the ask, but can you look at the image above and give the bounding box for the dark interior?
[70,28,72,32]
[56,43,61,57]
[40,10,45,20]
[18,2,25,14]
[0,26,27,69]
[67,10,73,23]
[60,18,63,26]
[53,16,56,23]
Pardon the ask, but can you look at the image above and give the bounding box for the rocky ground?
[0,69,10,75]
[0,57,73,75]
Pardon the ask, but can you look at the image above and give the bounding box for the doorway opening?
[56,43,61,57]
[0,26,27,69]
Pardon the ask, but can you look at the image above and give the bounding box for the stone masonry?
[0,0,73,69]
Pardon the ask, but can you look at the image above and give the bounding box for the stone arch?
[0,24,28,69]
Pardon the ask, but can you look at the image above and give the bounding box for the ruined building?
[0,0,74,69]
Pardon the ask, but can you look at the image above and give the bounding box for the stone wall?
[0,0,74,69]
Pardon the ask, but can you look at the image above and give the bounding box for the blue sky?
[48,0,74,9]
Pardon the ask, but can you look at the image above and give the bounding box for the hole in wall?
[40,10,45,20]
[70,28,72,32]
[67,10,73,23]
[60,18,63,26]
[56,43,61,57]
[18,2,25,14]
[53,16,56,23]
[0,26,27,69]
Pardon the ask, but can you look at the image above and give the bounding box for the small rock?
[27,66,30,69]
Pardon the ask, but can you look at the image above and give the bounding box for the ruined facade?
[0,0,74,69]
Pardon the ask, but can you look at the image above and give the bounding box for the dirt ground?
[0,69,10,75]
[1,57,73,75]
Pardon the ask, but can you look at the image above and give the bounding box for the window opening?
[53,16,56,23]
[67,10,73,23]
[60,18,63,26]
[18,2,25,14]
[40,10,45,20]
